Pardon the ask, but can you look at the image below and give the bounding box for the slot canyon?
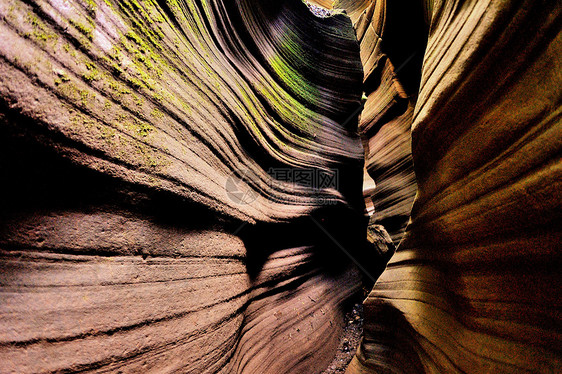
[0,0,560,373]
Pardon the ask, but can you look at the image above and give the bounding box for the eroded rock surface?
[0,1,369,373]
[339,0,424,245]
[344,0,562,373]
[1,0,561,373]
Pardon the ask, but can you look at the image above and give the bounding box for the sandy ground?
[321,302,363,373]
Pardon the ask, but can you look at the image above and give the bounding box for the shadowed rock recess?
[0,0,560,374]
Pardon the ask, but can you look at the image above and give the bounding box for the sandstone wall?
[0,1,369,373]
[346,0,562,372]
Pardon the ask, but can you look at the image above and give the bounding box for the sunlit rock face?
[339,0,425,246]
[343,0,562,373]
[0,0,369,373]
[1,0,561,373]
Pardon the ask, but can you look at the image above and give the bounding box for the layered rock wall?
[0,1,368,373]
[0,0,561,373]
[346,0,562,372]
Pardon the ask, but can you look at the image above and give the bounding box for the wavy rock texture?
[346,0,562,373]
[2,0,562,373]
[337,0,425,245]
[0,0,369,373]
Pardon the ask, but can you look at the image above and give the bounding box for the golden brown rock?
[1,0,561,373]
[346,0,562,372]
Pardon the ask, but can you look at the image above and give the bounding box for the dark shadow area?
[380,0,429,96]
[361,299,426,374]
[237,203,387,292]
[0,101,234,233]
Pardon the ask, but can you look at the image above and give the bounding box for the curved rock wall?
[338,0,426,245]
[0,1,368,373]
[347,0,562,372]
[1,0,561,373]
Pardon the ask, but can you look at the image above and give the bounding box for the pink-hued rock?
[1,0,561,373]
[0,0,367,373]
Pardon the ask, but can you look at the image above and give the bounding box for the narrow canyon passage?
[0,1,561,373]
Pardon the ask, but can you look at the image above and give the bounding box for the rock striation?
[1,0,561,373]
[0,0,369,373]
[344,0,562,373]
[338,0,424,246]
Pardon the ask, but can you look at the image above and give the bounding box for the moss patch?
[69,19,94,40]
